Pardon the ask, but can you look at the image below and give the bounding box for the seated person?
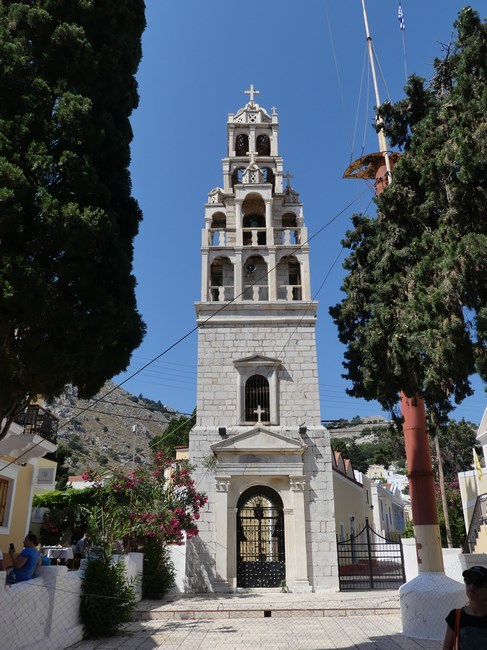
[74,532,90,559]
[6,534,41,584]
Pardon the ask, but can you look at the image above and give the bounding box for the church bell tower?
[186,87,337,593]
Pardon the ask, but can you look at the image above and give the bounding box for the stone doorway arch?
[236,485,285,588]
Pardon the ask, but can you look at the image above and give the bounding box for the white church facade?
[186,87,338,593]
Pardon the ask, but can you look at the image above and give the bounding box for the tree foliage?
[151,409,196,458]
[0,1,146,436]
[330,8,486,419]
[432,418,480,483]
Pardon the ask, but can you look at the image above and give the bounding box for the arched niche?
[210,256,234,302]
[276,255,301,300]
[212,212,226,229]
[210,212,227,246]
[242,195,266,246]
[280,212,299,245]
[242,254,268,301]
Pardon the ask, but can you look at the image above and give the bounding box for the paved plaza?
[68,592,445,650]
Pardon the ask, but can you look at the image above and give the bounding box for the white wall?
[402,538,485,583]
[0,566,83,650]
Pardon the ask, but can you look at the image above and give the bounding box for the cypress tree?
[0,1,146,437]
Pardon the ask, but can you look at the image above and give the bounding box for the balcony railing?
[275,228,302,246]
[206,227,306,248]
[208,229,228,246]
[243,228,266,246]
[277,284,302,301]
[463,493,487,553]
[14,405,58,444]
[243,285,268,301]
[210,285,234,302]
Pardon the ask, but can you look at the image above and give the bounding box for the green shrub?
[80,554,136,638]
[142,538,176,599]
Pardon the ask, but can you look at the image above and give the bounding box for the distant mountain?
[46,381,185,476]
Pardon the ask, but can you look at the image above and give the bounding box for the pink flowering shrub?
[85,452,207,549]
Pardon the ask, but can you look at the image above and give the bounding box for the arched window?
[235,134,249,157]
[212,212,226,229]
[245,375,270,422]
[282,213,297,228]
[243,214,266,246]
[210,257,234,302]
[256,134,271,156]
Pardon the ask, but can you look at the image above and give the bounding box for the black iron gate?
[237,487,285,588]
[337,519,406,591]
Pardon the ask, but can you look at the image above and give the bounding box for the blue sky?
[114,1,486,426]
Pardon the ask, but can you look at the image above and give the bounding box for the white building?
[186,87,337,593]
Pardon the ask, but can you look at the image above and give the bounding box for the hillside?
[46,381,186,475]
[324,415,392,441]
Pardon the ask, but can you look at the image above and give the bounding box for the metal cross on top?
[244,84,260,105]
[283,171,294,188]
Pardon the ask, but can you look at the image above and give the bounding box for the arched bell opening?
[209,256,234,302]
[279,212,300,245]
[256,134,271,156]
[235,133,249,157]
[236,486,285,588]
[210,211,227,246]
[277,255,301,300]
[242,195,266,246]
[242,254,268,301]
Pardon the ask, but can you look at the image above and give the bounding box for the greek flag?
[398,3,405,30]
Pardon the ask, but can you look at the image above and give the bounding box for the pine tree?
[0,1,147,437]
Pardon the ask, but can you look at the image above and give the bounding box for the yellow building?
[332,450,372,542]
[459,407,487,553]
[0,406,57,553]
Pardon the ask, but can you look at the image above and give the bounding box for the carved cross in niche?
[283,170,294,189]
[244,84,260,106]
[254,405,264,423]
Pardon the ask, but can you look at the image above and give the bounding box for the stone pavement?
[68,591,444,650]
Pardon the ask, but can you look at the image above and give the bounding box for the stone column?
[268,250,277,301]
[235,200,243,246]
[214,476,231,590]
[289,476,311,591]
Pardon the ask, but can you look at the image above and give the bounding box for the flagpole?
[360,0,392,181]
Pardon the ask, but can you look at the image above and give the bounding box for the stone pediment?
[233,354,281,368]
[211,426,306,456]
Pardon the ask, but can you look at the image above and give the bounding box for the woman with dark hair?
[443,566,487,649]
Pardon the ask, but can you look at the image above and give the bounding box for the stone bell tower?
[185,86,337,593]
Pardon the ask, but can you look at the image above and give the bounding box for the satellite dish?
[246,263,256,274]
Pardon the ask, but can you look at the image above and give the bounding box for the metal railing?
[14,405,58,443]
[463,493,487,553]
